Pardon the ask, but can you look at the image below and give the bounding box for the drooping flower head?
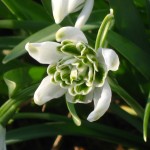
[51,0,94,28]
[25,26,119,122]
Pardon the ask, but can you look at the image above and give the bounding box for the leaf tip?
[144,135,147,142]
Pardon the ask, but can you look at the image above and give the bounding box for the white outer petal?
[68,0,85,13]
[87,80,111,122]
[75,0,94,28]
[102,48,120,71]
[34,76,66,105]
[25,42,64,64]
[51,0,69,24]
[56,26,88,43]
[65,90,93,103]
[0,125,6,150]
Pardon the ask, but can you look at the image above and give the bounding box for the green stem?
[0,85,37,126]
[95,9,114,50]
[0,98,24,126]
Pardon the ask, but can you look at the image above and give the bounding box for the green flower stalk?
[25,26,119,122]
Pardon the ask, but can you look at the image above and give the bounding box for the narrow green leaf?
[108,30,150,79]
[110,103,143,133]
[143,94,150,142]
[109,0,149,50]
[66,101,81,126]
[146,0,150,27]
[3,67,46,97]
[41,0,53,18]
[0,20,49,31]
[6,121,149,148]
[0,36,24,49]
[2,24,60,64]
[108,78,144,119]
[1,0,50,21]
[0,84,38,126]
[13,113,70,122]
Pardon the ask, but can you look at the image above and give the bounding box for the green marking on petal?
[86,54,98,71]
[75,82,92,95]
[60,81,69,88]
[70,67,78,82]
[74,95,84,102]
[76,42,87,52]
[61,44,80,55]
[60,68,70,81]
[48,64,57,75]
[57,45,62,52]
[62,40,73,45]
[94,66,107,87]
[68,86,76,96]
[86,66,95,86]
[54,71,61,82]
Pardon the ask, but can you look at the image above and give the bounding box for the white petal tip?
[87,113,99,122]
[54,17,62,24]
[34,98,44,106]
[25,42,30,51]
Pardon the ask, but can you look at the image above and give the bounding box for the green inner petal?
[86,66,95,86]
[47,64,57,75]
[74,82,92,95]
[70,67,78,82]
[54,71,61,82]
[68,86,76,96]
[60,81,69,88]
[61,44,80,55]
[60,68,71,81]
[86,54,98,71]
[61,40,73,45]
[94,66,107,87]
[74,95,84,102]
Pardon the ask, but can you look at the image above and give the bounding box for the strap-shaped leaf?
[143,95,150,142]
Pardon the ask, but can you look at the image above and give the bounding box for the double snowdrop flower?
[52,0,94,28]
[25,26,119,122]
[0,125,6,150]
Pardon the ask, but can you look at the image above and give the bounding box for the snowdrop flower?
[25,26,119,122]
[51,0,94,28]
[0,125,6,150]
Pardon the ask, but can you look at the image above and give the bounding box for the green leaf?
[143,94,150,142]
[2,24,60,64]
[108,0,149,50]
[41,0,53,19]
[66,101,81,126]
[0,36,24,49]
[6,121,149,148]
[108,30,150,80]
[0,84,38,126]
[3,67,46,97]
[110,103,143,133]
[108,78,144,119]
[0,20,49,31]
[1,0,50,21]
